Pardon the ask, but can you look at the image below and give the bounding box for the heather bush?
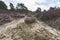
[3,16,13,22]
[35,7,60,21]
[13,14,25,18]
[0,14,13,25]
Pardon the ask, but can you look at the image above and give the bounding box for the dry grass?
[18,22,33,28]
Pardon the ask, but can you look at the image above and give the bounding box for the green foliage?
[16,3,27,10]
[16,3,29,13]
[9,3,15,11]
[49,7,56,10]
[0,1,7,10]
[36,7,41,13]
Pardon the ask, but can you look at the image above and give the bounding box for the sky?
[1,0,60,11]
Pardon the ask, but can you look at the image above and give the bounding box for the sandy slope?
[31,20,60,40]
[0,17,60,40]
[0,18,25,33]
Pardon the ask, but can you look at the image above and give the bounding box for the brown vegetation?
[25,17,36,24]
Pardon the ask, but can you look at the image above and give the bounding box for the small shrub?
[25,17,36,24]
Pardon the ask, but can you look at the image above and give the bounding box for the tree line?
[0,1,32,13]
[0,1,42,13]
[1,1,60,21]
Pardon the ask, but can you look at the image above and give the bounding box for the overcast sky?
[1,0,60,11]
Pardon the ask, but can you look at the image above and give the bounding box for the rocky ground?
[0,17,60,40]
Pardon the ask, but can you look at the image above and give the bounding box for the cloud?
[2,0,60,11]
[17,0,38,11]
[35,0,60,11]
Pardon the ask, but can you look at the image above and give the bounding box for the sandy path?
[31,20,60,35]
[0,18,25,33]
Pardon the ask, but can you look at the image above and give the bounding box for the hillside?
[0,16,60,40]
[0,1,60,40]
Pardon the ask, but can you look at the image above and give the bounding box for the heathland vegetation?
[0,1,60,30]
[1,1,60,40]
